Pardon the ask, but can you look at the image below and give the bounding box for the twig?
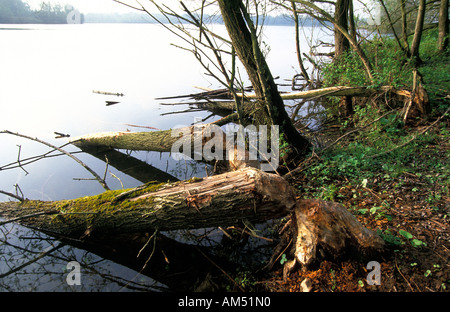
[394,256,415,291]
[125,124,161,131]
[0,242,64,279]
[0,190,24,202]
[140,228,159,270]
[226,226,273,242]
[195,246,245,292]
[0,145,83,171]
[16,145,29,175]
[103,155,109,182]
[0,130,109,190]
[218,226,233,239]
[0,210,59,227]
[14,184,24,200]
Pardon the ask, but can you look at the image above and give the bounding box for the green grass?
[298,108,449,205]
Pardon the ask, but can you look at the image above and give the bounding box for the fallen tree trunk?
[70,130,178,153]
[159,86,423,113]
[69,116,235,155]
[0,168,385,271]
[239,86,395,100]
[161,86,397,103]
[0,168,296,237]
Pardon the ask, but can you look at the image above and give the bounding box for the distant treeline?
[0,0,83,24]
[84,11,326,26]
[1,0,325,26]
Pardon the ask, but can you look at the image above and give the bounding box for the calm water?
[0,23,330,291]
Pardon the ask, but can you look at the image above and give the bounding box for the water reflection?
[0,221,161,291]
[0,216,276,291]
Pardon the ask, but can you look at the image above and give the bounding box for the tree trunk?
[217,0,311,156]
[334,0,350,59]
[334,0,353,116]
[238,85,397,100]
[348,0,357,42]
[400,0,410,55]
[71,129,179,153]
[410,0,426,64]
[438,0,449,52]
[0,168,296,238]
[1,169,386,274]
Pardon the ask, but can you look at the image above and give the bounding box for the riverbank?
[259,29,449,292]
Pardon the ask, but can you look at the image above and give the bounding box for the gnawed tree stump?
[266,199,385,278]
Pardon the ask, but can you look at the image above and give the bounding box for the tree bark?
[438,0,449,52]
[0,168,296,237]
[334,0,350,59]
[348,0,357,42]
[400,0,411,55]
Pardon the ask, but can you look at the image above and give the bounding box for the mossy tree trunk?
[0,168,296,238]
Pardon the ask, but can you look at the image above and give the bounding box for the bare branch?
[0,130,109,190]
[0,190,24,202]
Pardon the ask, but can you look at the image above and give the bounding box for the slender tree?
[334,0,350,59]
[410,0,426,64]
[438,0,449,52]
[400,0,410,54]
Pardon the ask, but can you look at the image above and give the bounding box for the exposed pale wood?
[281,199,385,274]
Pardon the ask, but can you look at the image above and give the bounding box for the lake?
[0,23,331,291]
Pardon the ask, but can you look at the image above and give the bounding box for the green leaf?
[411,239,427,248]
[399,230,413,239]
[280,253,287,265]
